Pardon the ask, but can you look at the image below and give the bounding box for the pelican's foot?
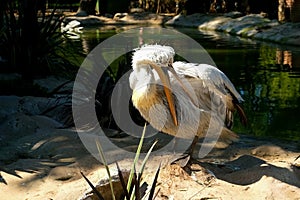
[170,153,191,167]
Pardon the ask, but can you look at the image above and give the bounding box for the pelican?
[129,44,247,159]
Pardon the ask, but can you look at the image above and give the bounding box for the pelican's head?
[130,44,178,126]
[131,44,175,70]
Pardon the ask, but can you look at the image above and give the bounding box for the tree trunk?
[291,0,300,22]
[77,0,97,16]
[278,0,286,21]
[98,0,108,15]
[21,0,40,78]
[156,0,161,14]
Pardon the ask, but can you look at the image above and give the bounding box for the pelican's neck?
[132,82,158,109]
[131,64,164,112]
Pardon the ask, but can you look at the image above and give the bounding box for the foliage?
[81,125,160,200]
[135,0,183,13]
[47,0,79,11]
[95,51,146,130]
[0,0,79,79]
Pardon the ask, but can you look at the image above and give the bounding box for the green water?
[69,26,300,142]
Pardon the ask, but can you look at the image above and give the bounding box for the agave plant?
[81,125,161,200]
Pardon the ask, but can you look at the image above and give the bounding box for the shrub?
[0,0,78,79]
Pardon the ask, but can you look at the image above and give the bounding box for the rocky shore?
[64,11,300,46]
[166,13,300,46]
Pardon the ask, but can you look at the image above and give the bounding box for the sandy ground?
[1,127,299,200]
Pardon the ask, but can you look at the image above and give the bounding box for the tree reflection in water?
[221,44,300,142]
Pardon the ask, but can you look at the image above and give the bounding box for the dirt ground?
[1,127,299,200]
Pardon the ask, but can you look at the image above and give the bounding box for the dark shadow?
[179,134,300,188]
[194,154,300,188]
[0,173,8,185]
[0,128,101,185]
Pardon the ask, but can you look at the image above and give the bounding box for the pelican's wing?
[173,61,244,103]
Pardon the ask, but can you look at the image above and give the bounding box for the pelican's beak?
[168,64,198,107]
[136,60,178,126]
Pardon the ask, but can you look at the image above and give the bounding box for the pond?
[68,25,300,143]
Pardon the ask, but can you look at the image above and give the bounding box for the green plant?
[95,51,147,130]
[81,124,161,200]
[0,0,79,78]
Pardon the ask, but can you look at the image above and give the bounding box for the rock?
[0,95,72,126]
[113,12,128,20]
[198,16,232,30]
[166,13,214,27]
[0,96,20,120]
[253,22,300,45]
[62,12,300,46]
[217,14,271,35]
[0,113,62,145]
[130,8,145,13]
[166,13,300,46]
[79,170,130,200]
[33,76,74,94]
[17,96,51,116]
[251,144,287,157]
[0,73,21,81]
[224,11,243,18]
[61,20,83,39]
[75,10,88,17]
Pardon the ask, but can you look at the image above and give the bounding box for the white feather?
[173,61,244,103]
[132,44,175,70]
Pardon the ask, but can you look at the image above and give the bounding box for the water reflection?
[276,49,293,69]
[71,26,300,142]
[244,46,300,141]
[202,38,300,141]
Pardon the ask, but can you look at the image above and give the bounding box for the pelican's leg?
[185,135,199,157]
[171,136,199,167]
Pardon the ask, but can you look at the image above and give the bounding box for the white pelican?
[129,44,247,159]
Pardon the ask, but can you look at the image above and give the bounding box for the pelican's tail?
[236,103,248,126]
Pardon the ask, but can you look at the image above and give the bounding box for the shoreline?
[64,12,300,47]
